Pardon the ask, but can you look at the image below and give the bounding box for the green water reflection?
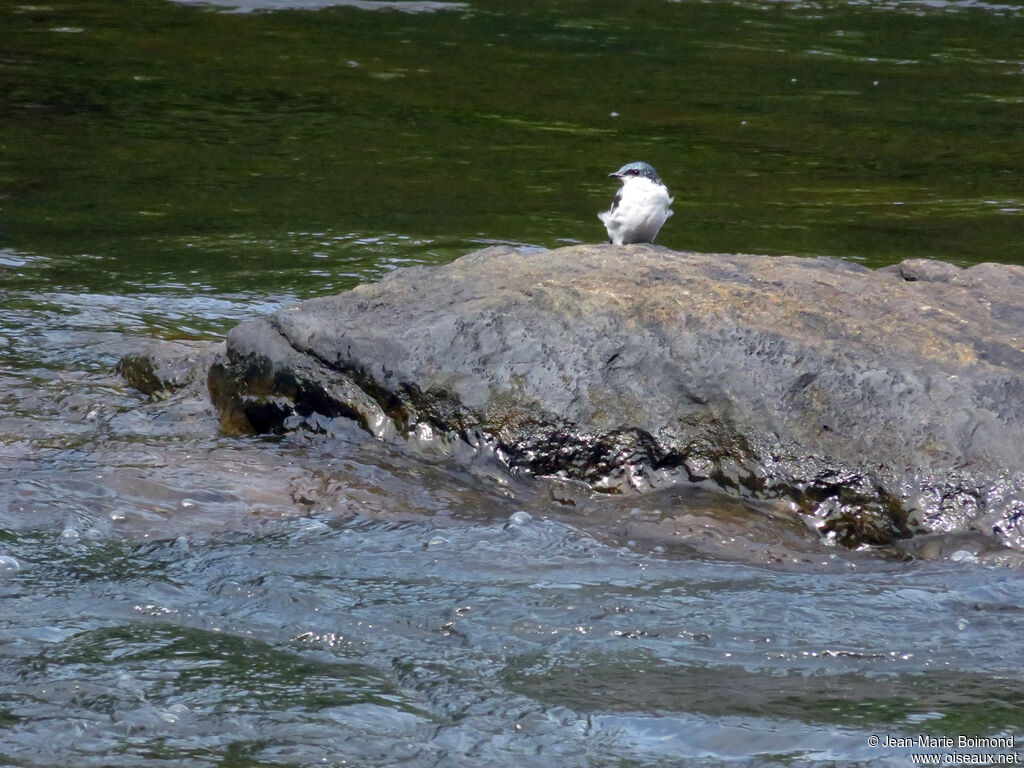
[2,0,1023,294]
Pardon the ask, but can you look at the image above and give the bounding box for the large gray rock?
[208,244,1024,549]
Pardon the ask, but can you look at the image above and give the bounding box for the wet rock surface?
[208,244,1024,550]
[118,339,223,400]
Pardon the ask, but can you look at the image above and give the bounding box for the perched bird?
[598,161,674,245]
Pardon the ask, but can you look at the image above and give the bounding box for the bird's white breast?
[599,177,674,245]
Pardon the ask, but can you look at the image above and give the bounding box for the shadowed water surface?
[4,0,1024,268]
[2,0,1024,764]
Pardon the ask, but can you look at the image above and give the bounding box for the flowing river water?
[2,0,1024,765]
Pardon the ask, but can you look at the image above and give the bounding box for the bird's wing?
[610,187,623,212]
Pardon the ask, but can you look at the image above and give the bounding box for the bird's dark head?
[609,161,663,184]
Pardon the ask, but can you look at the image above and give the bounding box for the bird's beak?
[608,171,622,178]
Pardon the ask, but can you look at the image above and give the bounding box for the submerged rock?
[208,244,1024,550]
[118,339,223,400]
